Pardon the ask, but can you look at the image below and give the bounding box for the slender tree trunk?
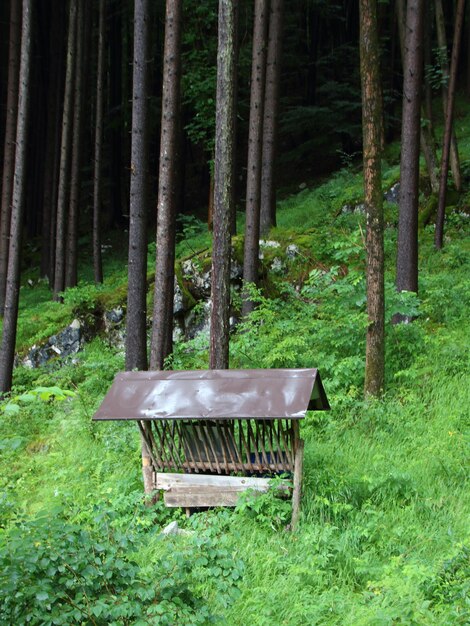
[467,1,470,98]
[127,0,152,495]
[65,0,85,289]
[150,0,182,371]
[260,0,283,236]
[360,0,385,397]
[40,2,64,282]
[0,0,21,316]
[108,0,123,227]
[0,0,32,394]
[396,0,424,302]
[397,0,438,195]
[435,0,462,192]
[435,0,465,249]
[126,0,150,373]
[242,0,269,317]
[53,0,77,301]
[210,0,238,370]
[93,0,105,284]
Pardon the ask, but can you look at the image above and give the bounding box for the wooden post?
[291,429,304,530]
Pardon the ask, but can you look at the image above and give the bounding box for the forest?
[0,0,469,624]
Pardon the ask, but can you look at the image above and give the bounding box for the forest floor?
[1,118,470,624]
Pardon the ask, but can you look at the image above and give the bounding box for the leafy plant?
[1,385,76,416]
[235,476,293,531]
[0,508,244,626]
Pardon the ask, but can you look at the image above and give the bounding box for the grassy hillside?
[1,128,469,623]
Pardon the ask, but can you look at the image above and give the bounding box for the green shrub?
[0,507,244,626]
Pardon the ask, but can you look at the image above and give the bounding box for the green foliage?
[235,477,293,531]
[1,385,76,416]
[424,545,470,623]
[0,507,243,625]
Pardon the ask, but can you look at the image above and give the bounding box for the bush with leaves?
[0,506,244,625]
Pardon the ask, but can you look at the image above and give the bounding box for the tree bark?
[126,0,150,373]
[396,0,438,195]
[0,0,21,316]
[435,0,465,249]
[150,0,182,371]
[435,0,462,192]
[210,0,238,370]
[242,0,269,317]
[126,0,152,495]
[53,0,77,301]
[93,0,105,285]
[108,0,124,227]
[467,1,470,98]
[360,0,385,397]
[260,0,283,236]
[396,0,424,301]
[65,0,86,289]
[0,0,32,393]
[40,2,65,283]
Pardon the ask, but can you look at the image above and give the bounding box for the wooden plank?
[156,472,271,490]
[164,490,244,507]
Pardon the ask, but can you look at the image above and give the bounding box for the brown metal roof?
[92,368,329,422]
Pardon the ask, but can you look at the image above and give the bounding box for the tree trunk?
[53,0,77,301]
[396,0,424,303]
[126,0,150,373]
[149,0,182,371]
[210,0,238,370]
[0,0,21,316]
[93,0,105,285]
[435,0,465,249]
[360,0,385,397]
[126,0,151,495]
[467,1,470,98]
[40,2,64,282]
[242,0,269,317]
[65,0,86,289]
[435,0,462,192]
[260,0,283,236]
[397,0,438,195]
[0,0,32,394]
[108,0,124,227]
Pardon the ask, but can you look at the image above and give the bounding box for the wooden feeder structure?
[93,368,329,520]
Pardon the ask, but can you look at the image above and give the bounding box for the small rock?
[184,300,211,340]
[182,259,211,297]
[230,259,243,280]
[161,521,194,537]
[173,277,185,315]
[271,257,285,273]
[286,244,300,259]
[259,240,281,249]
[299,182,307,190]
[105,308,123,325]
[162,521,180,535]
[384,182,400,204]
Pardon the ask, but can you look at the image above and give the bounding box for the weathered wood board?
[157,472,274,507]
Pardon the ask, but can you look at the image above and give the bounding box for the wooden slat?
[164,489,244,507]
[156,472,272,490]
